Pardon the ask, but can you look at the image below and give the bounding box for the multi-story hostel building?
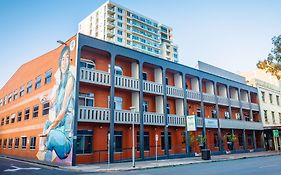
[0,33,264,166]
[79,1,179,62]
[242,70,281,151]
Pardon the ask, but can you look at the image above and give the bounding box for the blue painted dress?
[44,72,74,160]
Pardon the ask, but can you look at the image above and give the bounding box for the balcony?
[107,30,115,38]
[202,93,216,103]
[219,119,263,130]
[115,75,139,91]
[80,68,110,86]
[107,22,115,29]
[107,14,115,22]
[167,114,185,127]
[251,103,260,111]
[166,85,184,98]
[78,107,110,123]
[143,80,163,95]
[114,110,140,124]
[186,89,201,101]
[80,68,139,91]
[241,101,250,109]
[217,96,229,106]
[143,112,165,126]
[230,99,240,108]
[107,7,115,15]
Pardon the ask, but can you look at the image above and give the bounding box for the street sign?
[155,134,158,141]
[186,115,196,131]
[273,130,279,137]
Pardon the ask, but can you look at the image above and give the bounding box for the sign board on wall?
[205,118,218,128]
[186,115,196,131]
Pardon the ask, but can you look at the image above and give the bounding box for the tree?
[257,35,281,79]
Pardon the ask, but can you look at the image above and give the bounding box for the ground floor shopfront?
[264,128,281,151]
[76,122,265,164]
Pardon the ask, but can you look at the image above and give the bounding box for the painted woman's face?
[61,50,70,74]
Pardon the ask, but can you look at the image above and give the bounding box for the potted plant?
[195,134,207,150]
[225,133,236,151]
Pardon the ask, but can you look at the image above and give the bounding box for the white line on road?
[4,165,41,172]
[259,164,279,169]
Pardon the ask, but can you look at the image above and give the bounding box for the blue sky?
[0,0,281,88]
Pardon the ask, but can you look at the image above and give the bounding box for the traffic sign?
[273,130,279,137]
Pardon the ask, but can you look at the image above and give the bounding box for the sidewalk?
[63,151,281,173]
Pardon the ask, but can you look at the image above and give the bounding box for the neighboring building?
[0,34,264,166]
[242,70,281,151]
[78,1,179,62]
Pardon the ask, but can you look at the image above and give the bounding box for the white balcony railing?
[166,86,184,98]
[114,110,140,124]
[80,68,110,86]
[217,96,229,106]
[230,99,240,108]
[78,107,110,123]
[219,119,263,130]
[241,101,250,109]
[115,75,139,91]
[143,80,163,95]
[186,89,201,101]
[143,112,165,125]
[168,114,185,126]
[202,93,216,103]
[251,103,260,111]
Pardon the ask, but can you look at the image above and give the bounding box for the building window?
[117,22,123,28]
[279,113,281,124]
[272,111,276,124]
[45,69,52,84]
[108,65,123,75]
[166,103,170,114]
[261,91,265,102]
[117,15,123,21]
[80,59,96,69]
[114,131,123,152]
[27,81,32,94]
[196,107,201,117]
[117,30,122,35]
[224,111,231,119]
[35,76,41,89]
[235,113,241,120]
[21,137,27,149]
[0,98,2,106]
[76,130,93,154]
[161,132,172,150]
[24,108,30,120]
[165,77,169,85]
[3,96,7,105]
[8,138,13,149]
[17,111,22,122]
[1,118,4,126]
[20,85,24,97]
[14,138,19,149]
[11,114,15,123]
[30,137,36,150]
[264,110,268,123]
[8,93,12,103]
[3,139,7,148]
[13,90,18,100]
[277,96,280,106]
[0,139,2,148]
[117,8,123,13]
[214,133,219,147]
[269,93,273,104]
[33,105,39,118]
[142,72,147,80]
[211,110,217,118]
[117,37,123,43]
[143,101,148,112]
[42,102,50,115]
[137,131,150,151]
[238,134,243,146]
[6,116,9,125]
[79,92,94,107]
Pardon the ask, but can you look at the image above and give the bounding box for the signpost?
[155,134,158,161]
[273,130,280,151]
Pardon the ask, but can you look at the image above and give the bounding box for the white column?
[155,96,164,113]
[174,73,182,88]
[132,92,140,112]
[154,68,163,84]
[176,99,184,116]
[131,62,139,79]
[206,81,214,94]
[191,78,199,92]
[219,85,227,97]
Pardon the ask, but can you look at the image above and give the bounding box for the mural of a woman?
[37,46,75,163]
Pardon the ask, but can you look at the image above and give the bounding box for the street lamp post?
[130,106,136,168]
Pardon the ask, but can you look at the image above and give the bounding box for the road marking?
[259,164,279,169]
[4,165,41,172]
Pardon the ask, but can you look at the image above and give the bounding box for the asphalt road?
[1,155,281,175]
[104,155,281,175]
